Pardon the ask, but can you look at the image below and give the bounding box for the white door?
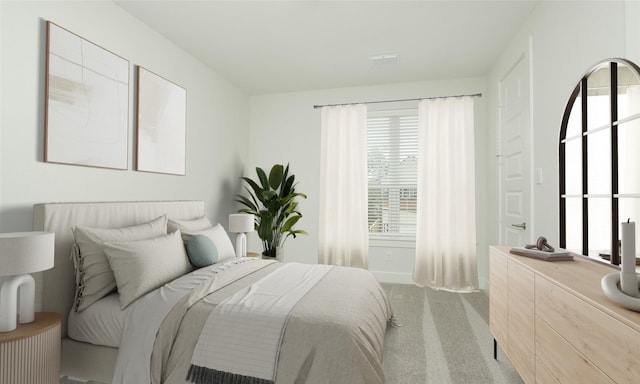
[499,54,532,247]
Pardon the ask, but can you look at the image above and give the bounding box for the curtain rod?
[312,92,482,109]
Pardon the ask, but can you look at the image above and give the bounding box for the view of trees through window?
[367,109,418,239]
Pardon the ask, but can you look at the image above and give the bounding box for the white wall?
[626,0,640,66]
[248,78,488,285]
[487,1,633,249]
[0,1,250,232]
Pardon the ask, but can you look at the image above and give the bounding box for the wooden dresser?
[489,246,640,383]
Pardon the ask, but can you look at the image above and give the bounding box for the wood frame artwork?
[136,66,186,175]
[44,21,129,169]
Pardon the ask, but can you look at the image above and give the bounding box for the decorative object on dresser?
[44,21,129,170]
[0,232,54,332]
[236,164,308,258]
[601,219,640,311]
[136,66,187,175]
[228,213,254,257]
[0,312,61,384]
[509,236,573,261]
[490,245,640,383]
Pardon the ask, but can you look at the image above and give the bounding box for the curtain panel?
[318,104,369,268]
[413,97,478,291]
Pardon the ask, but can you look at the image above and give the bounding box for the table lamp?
[229,214,255,257]
[0,232,55,332]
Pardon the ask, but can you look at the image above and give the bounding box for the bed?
[33,201,393,384]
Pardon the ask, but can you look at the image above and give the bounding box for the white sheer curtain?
[413,96,478,291]
[318,104,369,268]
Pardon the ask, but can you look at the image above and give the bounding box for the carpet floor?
[381,283,522,383]
[62,284,523,384]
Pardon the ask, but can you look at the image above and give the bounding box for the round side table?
[0,312,61,384]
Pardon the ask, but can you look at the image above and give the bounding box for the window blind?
[367,110,418,238]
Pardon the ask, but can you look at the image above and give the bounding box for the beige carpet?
[381,283,523,383]
[62,284,522,384]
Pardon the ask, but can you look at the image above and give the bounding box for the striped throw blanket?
[187,263,333,384]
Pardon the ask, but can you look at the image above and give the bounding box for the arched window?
[559,58,640,264]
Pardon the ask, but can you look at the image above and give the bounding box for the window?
[559,58,640,264]
[367,108,418,239]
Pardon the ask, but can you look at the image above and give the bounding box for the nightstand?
[0,312,61,384]
[246,252,261,258]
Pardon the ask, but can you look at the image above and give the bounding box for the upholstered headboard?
[32,201,205,337]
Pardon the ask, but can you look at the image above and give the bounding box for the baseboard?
[373,271,489,290]
[371,271,414,284]
[61,377,90,383]
[479,276,489,291]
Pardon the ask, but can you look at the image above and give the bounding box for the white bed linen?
[67,293,129,348]
[111,258,255,384]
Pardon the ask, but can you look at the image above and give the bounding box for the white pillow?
[167,215,212,233]
[71,215,168,311]
[182,224,236,262]
[103,230,192,309]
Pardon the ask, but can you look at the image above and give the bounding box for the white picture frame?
[135,66,186,175]
[44,21,129,169]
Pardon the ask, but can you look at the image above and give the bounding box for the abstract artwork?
[44,21,129,169]
[136,66,186,175]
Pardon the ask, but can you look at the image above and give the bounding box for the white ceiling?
[115,0,538,95]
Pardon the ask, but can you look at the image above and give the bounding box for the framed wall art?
[44,21,129,169]
[136,66,186,175]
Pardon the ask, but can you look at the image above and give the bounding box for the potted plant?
[235,163,308,258]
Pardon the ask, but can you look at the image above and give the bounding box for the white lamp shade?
[0,232,55,276]
[229,214,255,233]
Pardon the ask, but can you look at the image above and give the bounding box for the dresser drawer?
[535,275,640,383]
[490,248,508,347]
[535,356,559,384]
[535,315,613,384]
[508,260,535,383]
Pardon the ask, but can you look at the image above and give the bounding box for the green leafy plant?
[236,164,308,257]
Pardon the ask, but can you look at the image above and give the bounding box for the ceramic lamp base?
[235,233,247,258]
[0,274,35,332]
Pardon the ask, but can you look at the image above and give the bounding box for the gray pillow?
[167,215,212,233]
[103,230,192,309]
[71,215,168,311]
[185,234,218,268]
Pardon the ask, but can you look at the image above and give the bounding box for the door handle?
[511,222,527,230]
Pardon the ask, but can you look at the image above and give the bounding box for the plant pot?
[262,247,284,262]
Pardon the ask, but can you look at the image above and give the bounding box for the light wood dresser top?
[494,245,640,334]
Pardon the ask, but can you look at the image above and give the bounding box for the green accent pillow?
[185,234,218,268]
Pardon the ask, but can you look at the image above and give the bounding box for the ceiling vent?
[369,53,400,66]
